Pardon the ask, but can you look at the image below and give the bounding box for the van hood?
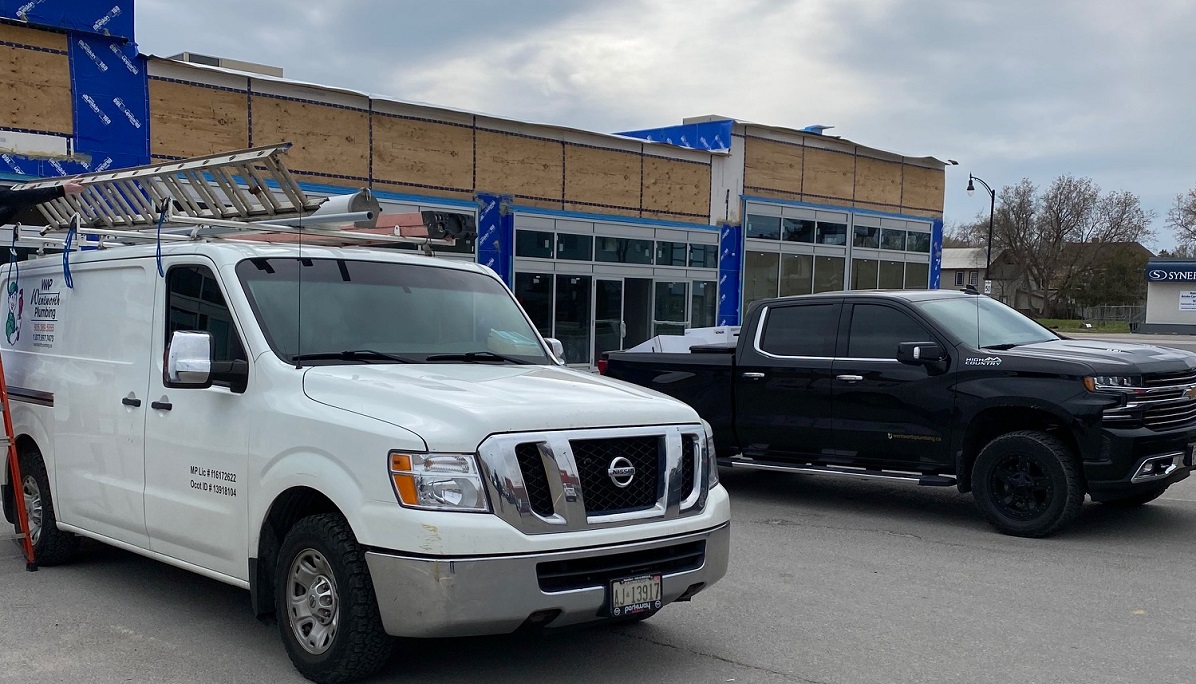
[992,338,1196,375]
[302,363,701,452]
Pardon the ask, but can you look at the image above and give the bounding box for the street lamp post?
[967,174,996,274]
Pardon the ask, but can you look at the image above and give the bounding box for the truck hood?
[990,338,1196,375]
[301,363,701,452]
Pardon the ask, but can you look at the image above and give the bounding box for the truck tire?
[1100,486,1168,508]
[15,445,80,565]
[275,513,392,684]
[970,431,1083,538]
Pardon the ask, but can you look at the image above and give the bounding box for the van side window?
[758,304,838,357]
[847,304,929,359]
[166,266,247,366]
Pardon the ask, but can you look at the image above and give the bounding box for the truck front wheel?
[970,431,1083,538]
[275,513,392,684]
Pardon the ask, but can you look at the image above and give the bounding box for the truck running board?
[718,458,957,487]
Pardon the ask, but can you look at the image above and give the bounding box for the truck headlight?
[704,429,719,488]
[1083,376,1139,392]
[389,452,490,512]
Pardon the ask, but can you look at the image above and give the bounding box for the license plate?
[610,574,662,617]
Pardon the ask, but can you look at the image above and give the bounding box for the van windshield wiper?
[290,350,417,364]
[424,351,532,365]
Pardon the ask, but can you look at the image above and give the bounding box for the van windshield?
[235,257,551,365]
[914,296,1060,350]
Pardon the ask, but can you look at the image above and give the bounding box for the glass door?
[594,278,624,359]
[554,274,592,365]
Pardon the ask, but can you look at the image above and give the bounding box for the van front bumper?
[364,522,730,638]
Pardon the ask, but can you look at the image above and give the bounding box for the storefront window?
[514,272,553,337]
[556,233,593,261]
[853,225,880,248]
[654,281,687,336]
[691,281,717,328]
[813,256,845,293]
[595,237,654,264]
[817,222,848,245]
[905,262,930,288]
[689,243,718,268]
[555,275,591,364]
[656,241,687,266]
[783,218,815,243]
[515,230,553,258]
[907,231,931,253]
[780,254,813,296]
[746,214,782,240]
[744,251,780,305]
[880,228,907,251]
[879,260,905,289]
[852,258,879,290]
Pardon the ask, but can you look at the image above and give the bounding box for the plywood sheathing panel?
[642,156,710,217]
[476,130,562,201]
[854,201,901,214]
[149,80,248,158]
[854,156,902,207]
[901,206,942,220]
[288,171,368,192]
[901,164,945,213]
[372,116,473,191]
[564,202,639,218]
[642,210,705,224]
[0,24,67,51]
[564,145,640,210]
[370,180,474,202]
[743,138,803,195]
[0,46,72,134]
[801,148,855,202]
[250,95,369,179]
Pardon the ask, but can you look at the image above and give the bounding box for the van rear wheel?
[15,445,79,565]
[274,513,392,684]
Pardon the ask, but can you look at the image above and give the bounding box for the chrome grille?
[514,442,554,517]
[680,435,697,499]
[572,436,661,514]
[1144,370,1196,387]
[1104,369,1196,431]
[1144,400,1196,430]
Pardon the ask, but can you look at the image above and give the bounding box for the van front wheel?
[274,513,392,684]
[16,445,79,565]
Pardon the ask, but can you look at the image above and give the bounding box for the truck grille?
[1104,370,1196,431]
[514,442,555,517]
[571,436,662,514]
[537,540,705,592]
[680,435,697,498]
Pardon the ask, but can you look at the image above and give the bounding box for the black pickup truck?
[602,290,1196,537]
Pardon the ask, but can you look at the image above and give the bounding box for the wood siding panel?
[475,130,562,200]
[1,46,72,134]
[901,164,945,213]
[372,116,473,191]
[854,156,902,207]
[563,145,640,209]
[642,157,710,217]
[0,24,66,51]
[149,80,248,158]
[743,138,802,195]
[250,96,369,178]
[801,148,855,202]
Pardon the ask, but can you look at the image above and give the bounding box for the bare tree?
[1167,187,1196,246]
[991,175,1154,316]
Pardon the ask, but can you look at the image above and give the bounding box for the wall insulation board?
[563,144,641,211]
[901,164,945,213]
[1,44,73,134]
[642,155,711,218]
[250,95,369,179]
[800,147,856,203]
[148,79,249,158]
[853,155,903,208]
[371,115,474,192]
[0,23,67,51]
[475,130,563,201]
[743,137,803,196]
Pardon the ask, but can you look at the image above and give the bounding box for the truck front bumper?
[1085,427,1195,502]
[364,521,730,638]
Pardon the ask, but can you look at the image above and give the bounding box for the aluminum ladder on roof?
[8,143,321,230]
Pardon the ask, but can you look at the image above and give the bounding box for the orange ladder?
[0,349,36,571]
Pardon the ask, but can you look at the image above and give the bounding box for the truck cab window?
[167,265,247,365]
[847,304,929,359]
[759,304,838,357]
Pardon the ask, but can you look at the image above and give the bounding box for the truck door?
[733,301,840,460]
[143,260,251,580]
[831,302,953,470]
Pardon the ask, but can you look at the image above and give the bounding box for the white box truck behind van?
[1,241,729,683]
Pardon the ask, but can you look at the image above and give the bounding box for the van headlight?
[389,452,490,512]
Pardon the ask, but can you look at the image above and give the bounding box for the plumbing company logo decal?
[5,279,23,345]
[29,278,60,349]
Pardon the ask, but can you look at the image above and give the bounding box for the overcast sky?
[136,0,1194,251]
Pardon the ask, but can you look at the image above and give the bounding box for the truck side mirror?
[166,331,213,387]
[897,341,945,365]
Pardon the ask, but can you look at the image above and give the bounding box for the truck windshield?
[235,257,551,365]
[914,296,1060,349]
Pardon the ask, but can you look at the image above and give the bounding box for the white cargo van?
[1,241,730,683]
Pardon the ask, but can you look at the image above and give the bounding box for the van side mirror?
[897,341,945,365]
[167,331,213,387]
[545,337,566,365]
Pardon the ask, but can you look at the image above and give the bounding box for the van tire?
[275,513,392,684]
[971,431,1083,538]
[15,445,80,565]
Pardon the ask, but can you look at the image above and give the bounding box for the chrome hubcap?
[21,475,42,546]
[287,550,339,655]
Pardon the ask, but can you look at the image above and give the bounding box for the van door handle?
[836,374,864,382]
[150,401,173,411]
[742,372,765,380]
[121,396,142,407]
